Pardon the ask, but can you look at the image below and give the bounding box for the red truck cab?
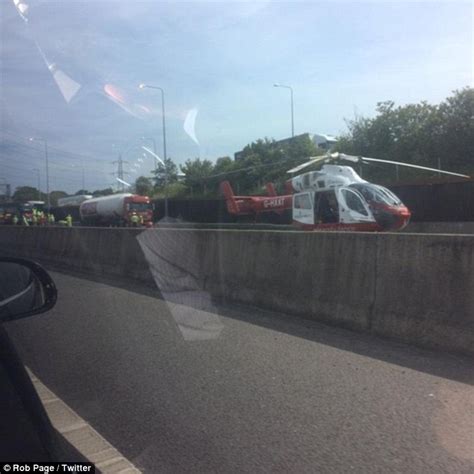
[124,195,154,227]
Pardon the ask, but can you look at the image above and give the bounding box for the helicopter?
[220,153,470,232]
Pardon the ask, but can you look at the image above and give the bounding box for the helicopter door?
[314,190,339,223]
[336,187,375,224]
[293,192,314,226]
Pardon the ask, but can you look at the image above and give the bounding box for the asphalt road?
[5,269,474,473]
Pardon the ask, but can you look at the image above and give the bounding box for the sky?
[0,0,472,194]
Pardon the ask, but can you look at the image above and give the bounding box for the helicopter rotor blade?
[286,155,330,174]
[337,154,470,178]
[336,153,360,163]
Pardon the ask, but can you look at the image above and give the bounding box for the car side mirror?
[0,257,57,323]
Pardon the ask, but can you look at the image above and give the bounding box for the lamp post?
[138,83,169,219]
[273,83,294,137]
[80,159,85,190]
[30,137,50,209]
[32,168,41,200]
[0,177,11,200]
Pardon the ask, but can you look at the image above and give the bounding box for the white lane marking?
[26,368,142,473]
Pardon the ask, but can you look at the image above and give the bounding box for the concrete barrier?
[0,227,153,284]
[405,221,474,234]
[0,226,472,356]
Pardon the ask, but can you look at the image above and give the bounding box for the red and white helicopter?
[220,153,470,232]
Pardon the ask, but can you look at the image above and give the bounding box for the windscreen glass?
[341,189,368,215]
[1,1,472,472]
[350,183,402,206]
[129,203,152,212]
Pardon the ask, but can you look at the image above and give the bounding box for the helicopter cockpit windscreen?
[340,189,369,216]
[349,183,403,207]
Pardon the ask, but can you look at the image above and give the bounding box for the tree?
[92,188,114,197]
[12,186,43,202]
[335,88,473,182]
[221,134,322,195]
[175,134,324,198]
[49,190,68,206]
[75,189,91,195]
[151,158,178,187]
[135,176,153,196]
[180,158,215,195]
[437,88,474,172]
[154,182,188,198]
[213,156,234,174]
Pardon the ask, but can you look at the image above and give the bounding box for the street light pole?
[81,159,85,190]
[30,137,50,209]
[44,140,50,208]
[32,168,41,200]
[273,83,294,137]
[139,83,169,219]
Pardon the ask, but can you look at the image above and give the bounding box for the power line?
[3,141,104,170]
[1,163,110,187]
[184,153,311,183]
[5,173,107,188]
[2,131,161,168]
[1,145,109,176]
[1,130,103,162]
[0,160,108,182]
[2,135,160,181]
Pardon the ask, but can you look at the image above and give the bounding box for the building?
[0,182,11,202]
[234,133,338,161]
[311,133,338,150]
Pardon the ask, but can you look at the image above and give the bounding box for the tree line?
[150,87,472,196]
[335,87,473,183]
[10,87,472,203]
[135,133,325,198]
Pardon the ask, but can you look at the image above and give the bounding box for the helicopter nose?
[390,206,411,231]
[374,205,411,231]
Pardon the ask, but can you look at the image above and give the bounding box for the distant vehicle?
[79,193,154,227]
[0,202,19,225]
[0,201,44,225]
[221,153,470,232]
[25,201,45,210]
[57,195,93,207]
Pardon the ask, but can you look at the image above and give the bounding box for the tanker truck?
[57,194,93,207]
[79,193,154,227]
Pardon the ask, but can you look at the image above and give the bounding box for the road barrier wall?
[404,221,474,234]
[1,226,472,356]
[0,227,152,283]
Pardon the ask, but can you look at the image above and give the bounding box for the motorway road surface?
[5,269,474,473]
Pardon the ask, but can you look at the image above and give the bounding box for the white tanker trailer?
[57,195,93,207]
